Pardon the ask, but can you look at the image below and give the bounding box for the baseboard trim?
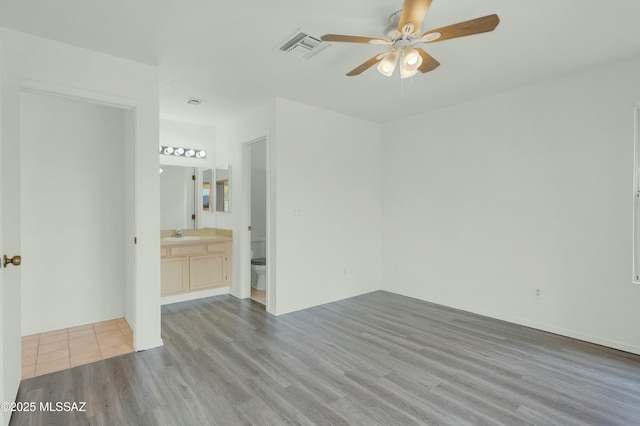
[134,338,163,352]
[385,288,640,356]
[161,287,230,306]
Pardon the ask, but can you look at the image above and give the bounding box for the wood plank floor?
[10,291,640,425]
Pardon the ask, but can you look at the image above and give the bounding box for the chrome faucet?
[175,229,183,238]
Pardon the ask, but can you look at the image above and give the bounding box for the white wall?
[216,100,276,302]
[160,119,215,159]
[381,56,640,354]
[217,99,383,315]
[0,27,161,350]
[274,99,382,315]
[20,92,126,334]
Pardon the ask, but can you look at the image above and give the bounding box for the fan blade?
[321,34,388,45]
[416,48,440,73]
[398,0,433,34]
[346,54,384,76]
[419,14,500,43]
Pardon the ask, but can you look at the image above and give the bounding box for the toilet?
[251,258,267,290]
[251,240,267,291]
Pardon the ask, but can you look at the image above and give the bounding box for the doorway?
[249,138,267,306]
[0,47,162,416]
[19,90,137,376]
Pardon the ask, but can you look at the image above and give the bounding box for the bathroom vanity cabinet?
[161,238,231,296]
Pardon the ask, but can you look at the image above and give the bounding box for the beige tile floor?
[21,318,133,380]
[250,288,266,306]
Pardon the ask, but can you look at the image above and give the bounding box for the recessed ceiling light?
[185,98,204,106]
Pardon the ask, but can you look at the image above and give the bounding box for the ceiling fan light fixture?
[377,50,399,77]
[321,2,500,80]
[400,67,418,79]
[401,46,423,72]
[401,23,415,35]
[420,32,441,43]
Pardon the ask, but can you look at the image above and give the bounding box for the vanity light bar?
[159,146,207,159]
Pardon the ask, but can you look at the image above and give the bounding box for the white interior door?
[1,76,22,425]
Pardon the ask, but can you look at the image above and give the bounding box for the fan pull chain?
[400,75,415,102]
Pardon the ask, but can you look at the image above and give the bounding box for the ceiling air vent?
[185,97,204,106]
[277,29,328,59]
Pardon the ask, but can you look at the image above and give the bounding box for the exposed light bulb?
[377,50,399,77]
[159,145,206,159]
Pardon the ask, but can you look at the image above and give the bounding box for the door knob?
[3,255,21,268]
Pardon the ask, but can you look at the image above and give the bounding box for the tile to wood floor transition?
[250,288,266,306]
[21,318,133,379]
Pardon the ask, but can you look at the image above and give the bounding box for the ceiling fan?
[321,0,499,79]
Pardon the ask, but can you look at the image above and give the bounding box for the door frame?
[242,135,275,314]
[19,80,141,342]
[1,47,23,426]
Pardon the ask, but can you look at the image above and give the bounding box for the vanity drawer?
[170,244,205,257]
[207,242,227,254]
[160,247,168,257]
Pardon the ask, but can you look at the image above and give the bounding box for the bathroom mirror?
[202,168,212,212]
[215,165,231,212]
[160,164,215,230]
[160,165,203,230]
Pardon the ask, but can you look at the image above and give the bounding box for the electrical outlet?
[343,268,348,275]
[395,264,400,273]
[535,289,541,296]
[293,207,302,216]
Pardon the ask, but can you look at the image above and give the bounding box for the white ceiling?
[2,0,640,125]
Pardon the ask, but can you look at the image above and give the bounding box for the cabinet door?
[189,253,226,290]
[161,257,189,295]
